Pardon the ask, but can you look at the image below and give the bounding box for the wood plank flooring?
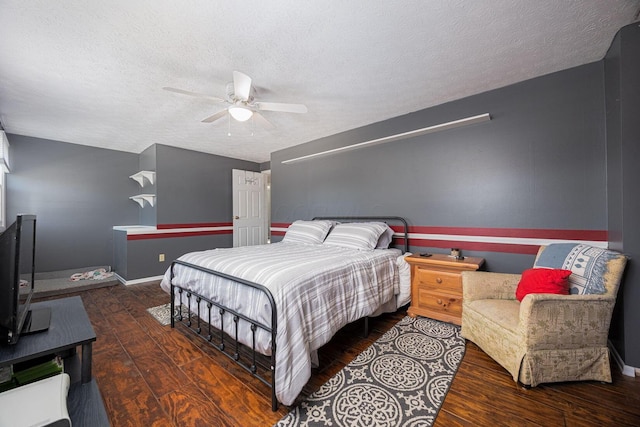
[39,282,640,426]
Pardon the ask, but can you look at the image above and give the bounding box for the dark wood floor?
[40,282,640,426]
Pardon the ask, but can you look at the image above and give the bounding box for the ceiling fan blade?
[233,71,253,101]
[256,102,308,114]
[253,112,275,129]
[163,87,225,102]
[201,109,228,123]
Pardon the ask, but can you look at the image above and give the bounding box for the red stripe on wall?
[157,222,232,229]
[271,223,291,229]
[127,229,230,240]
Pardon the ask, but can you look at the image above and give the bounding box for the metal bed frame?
[169,216,409,411]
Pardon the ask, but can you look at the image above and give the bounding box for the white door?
[232,169,266,247]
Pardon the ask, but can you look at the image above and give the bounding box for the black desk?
[0,296,108,426]
[0,296,96,383]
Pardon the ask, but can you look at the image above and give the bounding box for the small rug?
[147,303,189,326]
[70,267,114,281]
[274,316,465,427]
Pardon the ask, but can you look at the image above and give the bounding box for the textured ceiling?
[1,1,639,163]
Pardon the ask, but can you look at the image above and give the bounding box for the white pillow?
[323,222,389,250]
[282,220,333,245]
[375,225,395,249]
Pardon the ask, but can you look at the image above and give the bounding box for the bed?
[159,216,410,410]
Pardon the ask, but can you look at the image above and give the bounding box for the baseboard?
[608,340,637,377]
[115,274,164,286]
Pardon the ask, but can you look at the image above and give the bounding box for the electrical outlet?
[159,253,165,262]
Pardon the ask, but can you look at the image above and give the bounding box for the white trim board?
[116,273,165,286]
[113,225,232,235]
[406,232,607,248]
[281,113,491,164]
[609,340,637,377]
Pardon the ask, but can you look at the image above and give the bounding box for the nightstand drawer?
[415,268,461,292]
[416,288,462,317]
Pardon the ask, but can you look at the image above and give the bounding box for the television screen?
[0,221,17,331]
[0,214,37,345]
[17,215,36,323]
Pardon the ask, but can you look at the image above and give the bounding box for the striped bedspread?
[159,241,402,405]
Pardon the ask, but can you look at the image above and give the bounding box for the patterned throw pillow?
[282,220,333,245]
[533,243,622,295]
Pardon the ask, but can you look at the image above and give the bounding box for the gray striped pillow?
[282,220,333,245]
[323,222,389,250]
[376,226,395,249]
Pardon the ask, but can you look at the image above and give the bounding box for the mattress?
[160,241,405,405]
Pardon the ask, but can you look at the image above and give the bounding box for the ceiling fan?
[163,71,308,128]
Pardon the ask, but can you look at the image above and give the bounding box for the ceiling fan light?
[228,106,253,122]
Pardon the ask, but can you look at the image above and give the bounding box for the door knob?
[234,215,240,220]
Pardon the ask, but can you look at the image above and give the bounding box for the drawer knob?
[436,277,442,284]
[437,299,443,305]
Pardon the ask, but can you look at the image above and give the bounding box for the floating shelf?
[129,194,156,208]
[129,171,155,187]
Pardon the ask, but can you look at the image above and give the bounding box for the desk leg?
[81,342,93,383]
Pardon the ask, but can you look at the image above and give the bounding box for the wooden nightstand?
[405,253,484,325]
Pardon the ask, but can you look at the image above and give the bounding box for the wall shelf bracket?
[129,171,155,187]
[129,194,156,208]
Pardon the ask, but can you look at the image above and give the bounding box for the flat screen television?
[0,214,50,345]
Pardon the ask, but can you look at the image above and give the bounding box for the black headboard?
[311,216,409,253]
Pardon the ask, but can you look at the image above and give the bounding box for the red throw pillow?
[515,268,572,302]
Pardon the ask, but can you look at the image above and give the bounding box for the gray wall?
[124,234,230,280]
[6,137,260,280]
[260,161,271,171]
[138,144,157,226]
[271,26,640,368]
[116,144,261,280]
[605,23,640,367]
[112,230,128,278]
[6,135,139,272]
[155,144,259,225]
[272,61,607,275]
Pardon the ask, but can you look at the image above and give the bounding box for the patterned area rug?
[147,303,189,326]
[274,316,465,427]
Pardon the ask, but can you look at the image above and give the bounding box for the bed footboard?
[169,259,279,411]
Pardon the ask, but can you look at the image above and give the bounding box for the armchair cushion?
[533,243,625,295]
[515,268,571,302]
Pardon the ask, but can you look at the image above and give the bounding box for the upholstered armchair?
[461,243,627,386]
